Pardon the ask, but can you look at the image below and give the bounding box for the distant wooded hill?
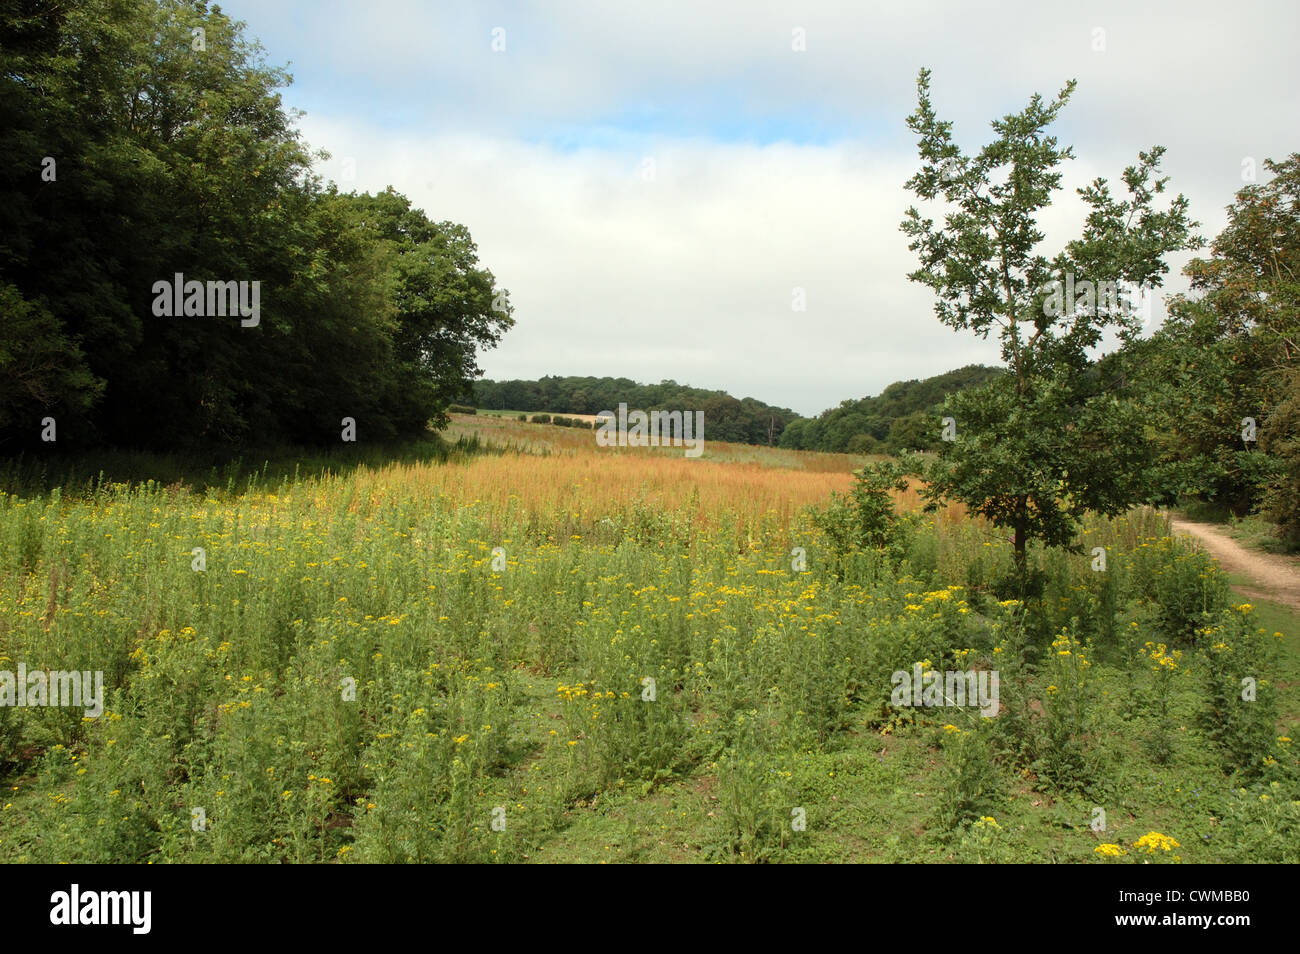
[470,365,1002,450]
[778,364,1004,453]
[469,376,801,445]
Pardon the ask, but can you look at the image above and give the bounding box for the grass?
[1224,515,1300,556]
[445,412,882,472]
[0,433,487,499]
[1216,588,1300,724]
[0,419,1295,863]
[1175,503,1298,556]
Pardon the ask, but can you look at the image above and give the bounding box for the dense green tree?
[883,412,933,454]
[0,0,509,451]
[776,364,1001,453]
[844,432,881,454]
[0,281,103,434]
[777,416,811,450]
[1262,369,1300,545]
[345,188,513,436]
[900,68,1201,580]
[1133,155,1298,524]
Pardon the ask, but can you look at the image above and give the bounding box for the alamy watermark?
[1040,272,1156,329]
[891,665,999,718]
[152,272,260,327]
[0,665,103,718]
[595,403,704,458]
[50,884,150,934]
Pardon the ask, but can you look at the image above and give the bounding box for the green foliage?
[1212,783,1300,863]
[1027,628,1107,795]
[713,711,794,862]
[844,432,881,454]
[1126,537,1231,645]
[0,282,104,436]
[1198,607,1283,778]
[1133,154,1299,524]
[812,460,915,578]
[817,462,905,553]
[1261,369,1300,546]
[0,0,510,452]
[0,471,1292,863]
[474,376,799,446]
[927,374,1154,563]
[900,68,1201,584]
[954,814,1015,862]
[778,364,1003,453]
[935,722,1003,834]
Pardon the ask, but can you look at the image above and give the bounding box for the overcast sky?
[217,0,1299,417]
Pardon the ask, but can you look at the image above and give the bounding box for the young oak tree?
[899,68,1201,590]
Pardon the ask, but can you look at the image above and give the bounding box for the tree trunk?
[1013,496,1028,598]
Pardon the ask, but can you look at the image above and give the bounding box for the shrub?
[712,711,794,862]
[1028,626,1106,794]
[955,815,1016,863]
[1261,369,1300,549]
[1127,537,1230,645]
[447,404,476,415]
[812,460,915,580]
[1198,605,1283,778]
[1211,782,1300,862]
[531,414,551,424]
[845,432,881,454]
[1134,638,1183,765]
[555,676,686,791]
[934,722,1003,834]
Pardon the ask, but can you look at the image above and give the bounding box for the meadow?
[0,415,1296,863]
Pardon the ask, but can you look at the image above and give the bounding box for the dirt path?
[1166,515,1300,611]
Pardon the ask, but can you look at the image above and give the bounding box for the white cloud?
[220,0,1300,414]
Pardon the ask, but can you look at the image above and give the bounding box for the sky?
[215,0,1299,417]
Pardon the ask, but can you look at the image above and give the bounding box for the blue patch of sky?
[518,89,898,151]
[218,0,898,149]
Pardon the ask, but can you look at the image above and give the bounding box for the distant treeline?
[469,376,801,445]
[469,367,1003,451]
[779,364,1004,454]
